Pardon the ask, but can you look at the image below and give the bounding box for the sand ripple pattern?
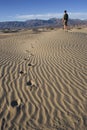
[0,30,87,130]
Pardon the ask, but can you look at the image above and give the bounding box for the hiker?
[62,10,69,30]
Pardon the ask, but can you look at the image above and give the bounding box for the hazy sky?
[0,0,87,21]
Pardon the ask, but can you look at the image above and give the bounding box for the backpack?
[64,13,68,21]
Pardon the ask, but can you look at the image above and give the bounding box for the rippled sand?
[0,28,87,130]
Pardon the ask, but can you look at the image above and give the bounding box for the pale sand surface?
[0,28,87,130]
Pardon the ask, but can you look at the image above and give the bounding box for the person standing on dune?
[62,10,69,30]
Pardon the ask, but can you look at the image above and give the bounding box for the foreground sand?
[0,28,87,130]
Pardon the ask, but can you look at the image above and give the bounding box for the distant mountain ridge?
[0,18,87,29]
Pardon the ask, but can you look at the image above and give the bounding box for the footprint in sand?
[24,53,34,61]
[19,71,27,76]
[11,100,18,107]
[26,80,37,91]
[24,58,27,60]
[11,99,23,112]
[26,80,32,86]
[28,63,32,66]
[28,63,36,67]
[19,71,24,75]
[11,98,21,107]
[26,80,32,91]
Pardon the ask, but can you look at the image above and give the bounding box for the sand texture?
[0,28,87,130]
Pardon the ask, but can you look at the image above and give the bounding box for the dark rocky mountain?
[0,18,87,30]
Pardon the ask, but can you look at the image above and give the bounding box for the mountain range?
[0,18,87,30]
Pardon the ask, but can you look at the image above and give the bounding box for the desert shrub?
[2,28,19,33]
[32,28,41,33]
[77,27,82,29]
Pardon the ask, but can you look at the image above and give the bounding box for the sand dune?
[0,28,87,130]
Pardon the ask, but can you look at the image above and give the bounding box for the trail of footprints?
[0,53,38,130]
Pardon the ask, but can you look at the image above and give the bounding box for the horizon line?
[0,12,87,22]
